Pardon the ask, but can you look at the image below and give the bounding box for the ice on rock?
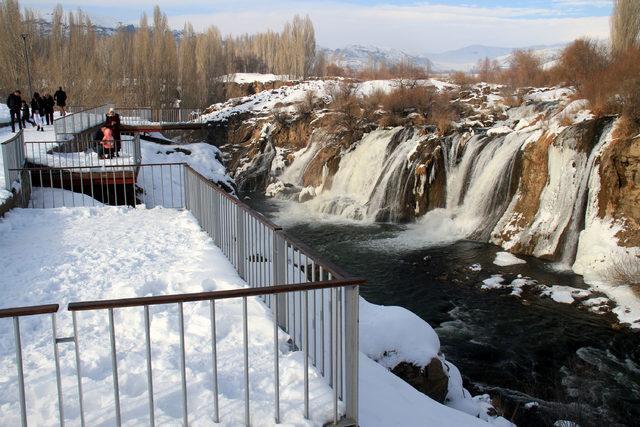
[493,251,527,266]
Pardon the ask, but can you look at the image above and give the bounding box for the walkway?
[0,206,335,426]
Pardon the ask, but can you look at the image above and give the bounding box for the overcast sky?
[22,0,613,53]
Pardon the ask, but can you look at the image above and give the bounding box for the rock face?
[597,135,640,247]
[204,79,638,278]
[392,358,450,403]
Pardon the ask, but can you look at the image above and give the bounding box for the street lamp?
[20,33,33,98]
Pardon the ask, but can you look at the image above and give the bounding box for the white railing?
[1,130,25,193]
[53,105,113,141]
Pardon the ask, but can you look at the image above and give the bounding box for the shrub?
[296,90,317,117]
[607,254,640,296]
[503,50,548,88]
[554,39,609,89]
[450,71,477,87]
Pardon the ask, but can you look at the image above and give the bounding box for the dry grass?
[608,254,640,297]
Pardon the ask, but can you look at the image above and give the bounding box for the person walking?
[6,90,22,133]
[31,92,45,132]
[54,86,67,116]
[43,92,55,125]
[20,100,36,128]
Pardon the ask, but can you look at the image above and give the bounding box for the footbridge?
[54,105,211,139]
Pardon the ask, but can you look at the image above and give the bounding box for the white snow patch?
[540,285,591,304]
[493,251,526,266]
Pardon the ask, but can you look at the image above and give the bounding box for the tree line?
[0,0,316,107]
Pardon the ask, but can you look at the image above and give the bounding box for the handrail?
[184,164,282,231]
[11,162,184,172]
[68,279,364,311]
[24,139,134,144]
[0,304,59,318]
[53,104,109,122]
[1,129,23,145]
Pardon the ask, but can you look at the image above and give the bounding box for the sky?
[22,1,613,53]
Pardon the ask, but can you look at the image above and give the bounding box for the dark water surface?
[248,197,640,427]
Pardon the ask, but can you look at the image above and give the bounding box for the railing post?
[274,233,288,329]
[344,285,359,424]
[13,317,27,427]
[236,207,246,279]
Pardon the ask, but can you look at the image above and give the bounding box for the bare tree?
[611,0,640,55]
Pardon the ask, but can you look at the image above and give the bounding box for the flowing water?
[247,197,640,427]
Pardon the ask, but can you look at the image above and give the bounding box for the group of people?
[5,87,67,133]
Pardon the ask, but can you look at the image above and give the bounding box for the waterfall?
[559,122,614,266]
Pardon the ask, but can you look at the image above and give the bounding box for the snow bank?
[360,299,439,369]
[493,251,526,266]
[359,354,490,427]
[0,207,335,426]
[29,187,104,208]
[140,139,234,191]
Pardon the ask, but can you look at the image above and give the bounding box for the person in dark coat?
[20,101,35,128]
[43,92,55,125]
[6,90,22,133]
[105,108,122,155]
[53,86,67,116]
[31,92,45,131]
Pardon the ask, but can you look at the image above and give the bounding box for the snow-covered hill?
[322,44,433,71]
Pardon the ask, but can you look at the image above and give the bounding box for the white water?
[559,123,613,265]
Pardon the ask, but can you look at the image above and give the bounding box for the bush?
[450,71,477,87]
[554,39,609,89]
[503,49,548,88]
[296,90,317,117]
[608,254,640,296]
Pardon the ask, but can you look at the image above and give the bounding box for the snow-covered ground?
[221,73,290,84]
[0,207,337,426]
[0,206,509,426]
[201,78,456,124]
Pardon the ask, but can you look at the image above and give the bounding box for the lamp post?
[20,33,33,98]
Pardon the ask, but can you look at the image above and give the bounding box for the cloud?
[22,0,611,52]
[166,1,611,52]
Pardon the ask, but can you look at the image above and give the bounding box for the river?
[248,196,640,427]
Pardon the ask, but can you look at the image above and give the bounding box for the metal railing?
[116,107,205,126]
[18,162,182,208]
[24,135,142,170]
[53,105,113,140]
[1,130,25,193]
[3,164,362,426]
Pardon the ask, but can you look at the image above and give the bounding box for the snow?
[469,264,482,272]
[482,275,505,289]
[222,73,288,84]
[487,126,512,136]
[493,251,526,266]
[359,354,491,427]
[360,299,439,369]
[0,207,336,426]
[540,285,591,304]
[572,155,640,328]
[140,139,234,191]
[0,104,9,123]
[524,87,574,103]
[29,187,104,208]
